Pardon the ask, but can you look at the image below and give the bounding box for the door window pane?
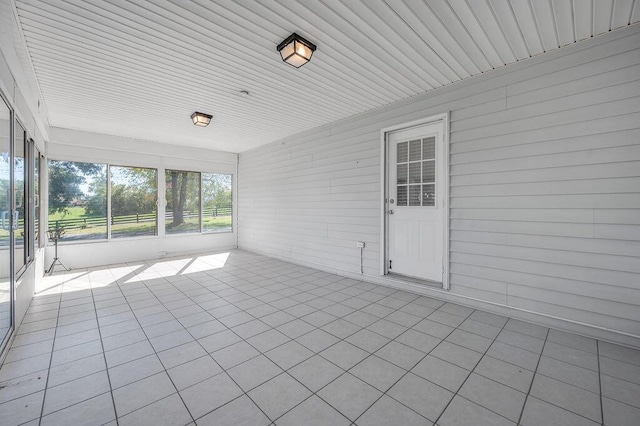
[397,186,407,206]
[422,184,435,207]
[409,139,421,161]
[397,141,408,163]
[13,121,25,273]
[397,164,407,185]
[165,170,200,234]
[111,166,157,238]
[202,173,232,233]
[423,137,435,160]
[409,185,421,206]
[422,160,435,183]
[409,162,421,184]
[0,98,11,347]
[48,161,107,240]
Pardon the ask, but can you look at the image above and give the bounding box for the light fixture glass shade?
[277,33,316,68]
[191,112,212,127]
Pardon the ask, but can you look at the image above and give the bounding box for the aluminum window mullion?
[199,172,203,233]
[107,165,111,240]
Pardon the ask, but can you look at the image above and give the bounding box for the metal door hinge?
[389,260,392,270]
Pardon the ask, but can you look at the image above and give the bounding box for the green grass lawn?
[50,215,232,240]
[48,206,87,221]
[0,207,232,244]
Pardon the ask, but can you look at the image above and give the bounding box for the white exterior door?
[387,121,445,282]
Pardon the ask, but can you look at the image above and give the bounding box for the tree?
[166,171,199,228]
[48,161,104,215]
[202,173,232,210]
[109,167,156,216]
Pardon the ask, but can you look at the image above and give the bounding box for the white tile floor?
[1,249,639,426]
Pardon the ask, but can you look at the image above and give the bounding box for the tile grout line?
[118,260,292,424]
[14,254,632,425]
[597,340,604,426]
[88,273,120,426]
[432,311,511,426]
[36,284,63,426]
[105,265,198,425]
[183,266,426,424]
[262,286,428,424]
[516,327,550,426]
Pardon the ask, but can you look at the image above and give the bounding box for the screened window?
[48,161,107,241]
[34,149,40,248]
[13,120,25,272]
[110,166,157,238]
[202,173,232,233]
[165,170,200,234]
[0,97,11,348]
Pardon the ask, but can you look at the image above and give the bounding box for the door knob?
[388,209,394,214]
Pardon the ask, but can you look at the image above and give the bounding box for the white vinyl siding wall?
[239,25,640,347]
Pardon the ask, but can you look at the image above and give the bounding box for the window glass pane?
[34,150,39,248]
[48,161,107,241]
[111,166,157,238]
[422,160,435,183]
[409,162,421,184]
[409,139,421,161]
[202,173,232,233]
[396,164,407,185]
[397,186,407,206]
[165,170,200,234]
[0,99,11,346]
[14,120,25,272]
[409,185,421,206]
[397,141,408,163]
[423,137,435,160]
[422,184,435,207]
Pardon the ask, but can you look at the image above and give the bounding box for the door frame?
[379,113,451,290]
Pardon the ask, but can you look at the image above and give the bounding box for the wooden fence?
[47,206,231,231]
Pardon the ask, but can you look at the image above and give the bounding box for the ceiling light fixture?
[191,112,212,127]
[277,33,317,68]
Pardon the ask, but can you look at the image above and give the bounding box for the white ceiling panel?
[12,0,640,153]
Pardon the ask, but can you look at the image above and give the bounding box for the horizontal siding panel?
[451,129,640,165]
[451,144,640,175]
[450,194,640,209]
[507,296,640,336]
[448,283,507,305]
[594,209,640,225]
[451,252,638,288]
[507,285,640,321]
[451,241,640,273]
[450,177,640,197]
[451,79,640,133]
[451,96,640,143]
[449,273,507,294]
[450,208,593,223]
[507,62,640,108]
[594,224,640,241]
[450,219,594,238]
[451,263,639,304]
[451,111,640,154]
[451,161,640,186]
[506,46,640,97]
[450,230,640,258]
[330,182,379,194]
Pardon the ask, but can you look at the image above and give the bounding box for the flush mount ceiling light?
[191,111,212,127]
[277,33,317,68]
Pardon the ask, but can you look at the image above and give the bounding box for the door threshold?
[384,272,443,289]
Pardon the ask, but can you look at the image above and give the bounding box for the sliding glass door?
[0,97,12,350]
